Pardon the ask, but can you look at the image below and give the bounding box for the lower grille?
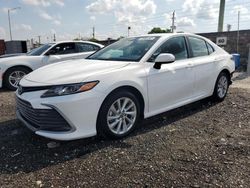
[16,97,71,132]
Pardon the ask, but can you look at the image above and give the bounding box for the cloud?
[86,0,115,14]
[53,20,61,25]
[196,4,218,19]
[231,5,250,20]
[231,5,248,14]
[0,27,6,39]
[22,0,64,7]
[177,17,195,27]
[90,16,96,21]
[14,24,32,31]
[39,11,61,25]
[40,11,53,20]
[182,0,218,20]
[86,0,156,24]
[86,0,156,37]
[54,0,64,7]
[2,7,9,13]
[22,0,50,7]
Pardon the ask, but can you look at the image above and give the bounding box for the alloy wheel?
[107,97,137,135]
[217,75,228,98]
[8,71,26,88]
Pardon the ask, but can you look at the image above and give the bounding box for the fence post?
[248,45,250,75]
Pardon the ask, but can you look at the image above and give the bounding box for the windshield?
[27,43,54,56]
[87,36,159,62]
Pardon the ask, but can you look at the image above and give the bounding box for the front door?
[42,42,78,64]
[146,36,195,115]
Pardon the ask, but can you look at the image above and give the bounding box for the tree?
[148,27,171,34]
[89,38,99,42]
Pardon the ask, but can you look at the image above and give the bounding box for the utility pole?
[171,11,176,33]
[128,26,131,37]
[7,7,21,41]
[237,11,240,53]
[38,35,41,45]
[218,0,225,32]
[8,10,12,41]
[53,33,56,42]
[92,27,95,38]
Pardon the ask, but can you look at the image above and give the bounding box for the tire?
[97,90,141,139]
[3,67,31,91]
[212,72,229,102]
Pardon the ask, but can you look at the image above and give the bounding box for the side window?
[188,37,209,57]
[48,43,76,55]
[76,43,100,52]
[206,42,214,54]
[148,36,188,62]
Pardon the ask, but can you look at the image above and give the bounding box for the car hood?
[21,59,130,86]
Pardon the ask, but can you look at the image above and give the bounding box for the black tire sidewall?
[97,90,141,139]
[3,67,30,91]
[213,72,229,101]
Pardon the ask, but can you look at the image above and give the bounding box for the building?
[198,29,250,70]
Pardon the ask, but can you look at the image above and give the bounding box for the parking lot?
[0,74,249,187]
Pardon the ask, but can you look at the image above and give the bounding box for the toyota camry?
[16,33,235,140]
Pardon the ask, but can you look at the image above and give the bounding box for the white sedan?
[16,33,235,141]
[0,41,103,90]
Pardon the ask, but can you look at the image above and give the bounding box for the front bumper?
[16,89,106,141]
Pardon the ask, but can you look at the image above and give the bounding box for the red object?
[0,40,5,55]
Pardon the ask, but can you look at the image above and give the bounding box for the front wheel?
[212,72,229,101]
[97,90,141,139]
[3,67,31,91]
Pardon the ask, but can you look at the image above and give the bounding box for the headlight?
[41,81,99,98]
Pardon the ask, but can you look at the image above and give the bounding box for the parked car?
[0,53,26,58]
[16,33,235,141]
[0,41,103,90]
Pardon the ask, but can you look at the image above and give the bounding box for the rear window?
[188,37,209,57]
[206,42,214,54]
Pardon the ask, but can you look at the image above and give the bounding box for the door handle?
[214,57,224,62]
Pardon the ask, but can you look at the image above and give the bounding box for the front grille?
[18,85,51,95]
[16,97,71,132]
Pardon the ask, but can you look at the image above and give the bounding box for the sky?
[0,0,250,43]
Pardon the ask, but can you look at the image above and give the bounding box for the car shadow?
[0,97,218,174]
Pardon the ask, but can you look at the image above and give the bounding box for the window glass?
[48,43,76,55]
[148,36,188,62]
[189,37,209,57]
[27,43,54,56]
[87,36,159,62]
[76,43,100,52]
[206,42,214,54]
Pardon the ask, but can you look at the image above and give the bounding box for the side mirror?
[153,53,175,69]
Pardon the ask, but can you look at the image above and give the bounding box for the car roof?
[54,40,103,47]
[129,32,205,40]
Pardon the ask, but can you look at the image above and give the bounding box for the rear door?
[187,36,217,97]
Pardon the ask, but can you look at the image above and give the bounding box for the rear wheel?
[212,72,229,101]
[4,67,31,91]
[97,90,140,139]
